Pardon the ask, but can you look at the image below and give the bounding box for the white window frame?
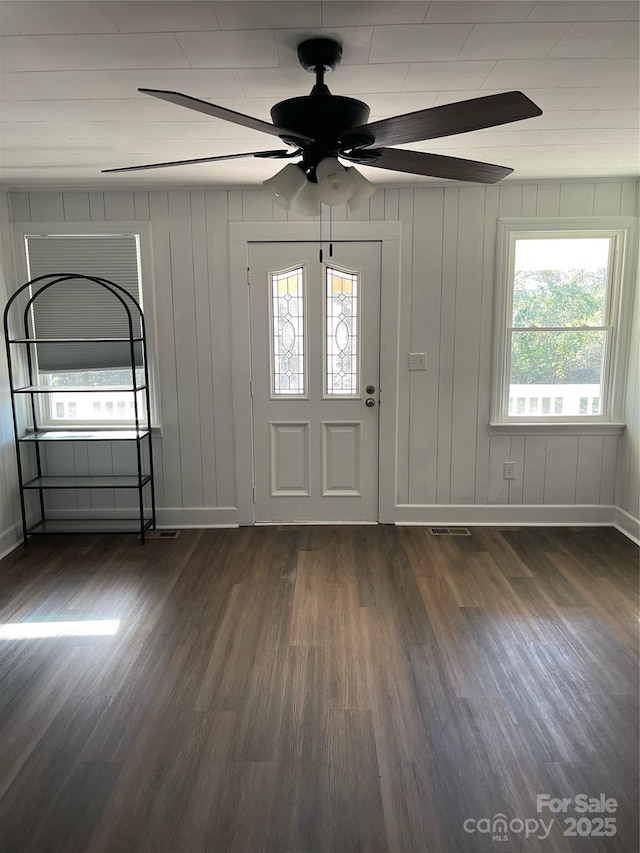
[10,220,161,429]
[491,216,638,428]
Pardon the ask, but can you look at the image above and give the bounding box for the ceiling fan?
[103,37,542,206]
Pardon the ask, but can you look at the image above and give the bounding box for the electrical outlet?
[503,461,516,480]
[408,352,427,371]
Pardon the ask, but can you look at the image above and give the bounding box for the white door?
[249,241,381,523]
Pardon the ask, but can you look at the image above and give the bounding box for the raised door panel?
[270,422,310,496]
[322,421,362,496]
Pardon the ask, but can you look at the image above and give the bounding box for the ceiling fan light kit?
[263,157,374,214]
[103,36,543,210]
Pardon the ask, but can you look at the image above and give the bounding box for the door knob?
[365,398,376,407]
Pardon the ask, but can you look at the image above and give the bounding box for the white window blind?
[25,234,143,373]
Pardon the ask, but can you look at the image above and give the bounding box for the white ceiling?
[0,0,638,187]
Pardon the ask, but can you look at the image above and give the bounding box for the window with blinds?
[25,234,143,373]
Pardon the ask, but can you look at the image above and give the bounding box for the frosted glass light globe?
[263,163,306,210]
[347,168,376,211]
[293,180,321,216]
[316,158,355,205]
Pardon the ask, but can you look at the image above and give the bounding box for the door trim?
[229,221,401,525]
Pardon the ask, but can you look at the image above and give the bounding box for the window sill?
[489,422,626,436]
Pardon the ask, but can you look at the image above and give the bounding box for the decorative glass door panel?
[271,266,305,396]
[249,242,381,523]
[326,267,359,397]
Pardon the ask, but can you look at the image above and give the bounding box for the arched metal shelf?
[3,273,156,544]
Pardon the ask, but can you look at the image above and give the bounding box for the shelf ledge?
[9,337,143,344]
[20,429,150,442]
[23,475,151,489]
[28,518,153,535]
[13,385,147,394]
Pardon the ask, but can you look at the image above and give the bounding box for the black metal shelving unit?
[3,273,156,544]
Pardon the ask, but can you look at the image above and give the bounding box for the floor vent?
[148,530,180,539]
[428,527,471,536]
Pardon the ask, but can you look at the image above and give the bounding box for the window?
[17,228,154,426]
[492,219,636,425]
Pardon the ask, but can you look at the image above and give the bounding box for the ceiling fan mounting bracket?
[297,38,343,74]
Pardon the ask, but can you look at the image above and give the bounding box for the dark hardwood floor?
[0,525,637,852]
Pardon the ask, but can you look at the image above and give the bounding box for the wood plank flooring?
[0,525,637,852]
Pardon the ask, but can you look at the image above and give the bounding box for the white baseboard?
[394,503,616,527]
[44,506,239,528]
[613,506,640,545]
[394,503,639,545]
[255,520,379,526]
[156,507,238,528]
[2,504,636,563]
[0,521,22,562]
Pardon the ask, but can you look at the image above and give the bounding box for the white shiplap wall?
[0,179,638,542]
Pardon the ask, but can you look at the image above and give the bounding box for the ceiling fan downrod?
[297,38,343,96]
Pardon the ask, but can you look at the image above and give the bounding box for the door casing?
[229,221,401,525]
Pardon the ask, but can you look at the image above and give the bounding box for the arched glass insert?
[326,267,359,396]
[271,266,305,395]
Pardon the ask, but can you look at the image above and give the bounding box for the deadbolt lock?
[365,385,375,394]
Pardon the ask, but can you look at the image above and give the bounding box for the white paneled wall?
[0,179,638,541]
[394,179,636,512]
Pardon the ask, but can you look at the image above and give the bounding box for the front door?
[249,241,381,523]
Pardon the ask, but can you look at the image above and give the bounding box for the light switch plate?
[408,352,427,371]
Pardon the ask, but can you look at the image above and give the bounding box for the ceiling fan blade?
[344,92,542,148]
[102,149,295,174]
[346,148,512,183]
[139,88,312,143]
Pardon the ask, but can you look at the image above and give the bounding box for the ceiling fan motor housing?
[271,95,371,147]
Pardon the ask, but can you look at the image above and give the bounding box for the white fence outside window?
[508,384,601,417]
[48,391,143,421]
